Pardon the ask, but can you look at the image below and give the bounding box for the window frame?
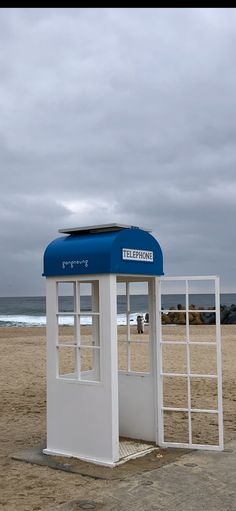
[56,279,101,384]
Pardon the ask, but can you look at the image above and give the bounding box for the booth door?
[157,276,224,451]
[117,278,157,443]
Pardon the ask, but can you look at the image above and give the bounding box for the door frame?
[156,275,224,451]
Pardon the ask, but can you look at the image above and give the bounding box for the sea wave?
[0,313,144,327]
[0,315,47,327]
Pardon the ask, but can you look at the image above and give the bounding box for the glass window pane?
[162,344,187,374]
[79,281,99,313]
[117,282,127,315]
[57,282,75,312]
[80,316,100,346]
[190,377,218,410]
[161,279,186,311]
[191,412,219,445]
[163,376,188,409]
[161,321,186,342]
[58,347,76,378]
[80,282,92,312]
[190,345,217,375]
[130,342,150,373]
[118,341,128,371]
[129,281,149,315]
[188,279,215,310]
[189,323,216,343]
[80,347,100,382]
[58,316,76,344]
[163,411,189,443]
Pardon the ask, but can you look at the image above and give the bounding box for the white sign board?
[122,248,154,262]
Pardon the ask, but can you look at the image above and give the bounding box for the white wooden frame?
[157,276,224,451]
[117,278,152,375]
[117,276,158,443]
[56,279,101,383]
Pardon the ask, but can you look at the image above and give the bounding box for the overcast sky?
[0,7,236,296]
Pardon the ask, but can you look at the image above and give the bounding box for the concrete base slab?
[46,440,236,510]
[11,443,188,480]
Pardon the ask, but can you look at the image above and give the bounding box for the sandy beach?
[0,325,236,510]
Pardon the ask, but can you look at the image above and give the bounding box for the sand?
[0,325,235,510]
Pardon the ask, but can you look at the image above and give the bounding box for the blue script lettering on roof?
[43,226,164,277]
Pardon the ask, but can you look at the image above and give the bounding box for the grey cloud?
[0,8,236,294]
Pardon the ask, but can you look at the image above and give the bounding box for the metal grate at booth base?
[118,437,157,463]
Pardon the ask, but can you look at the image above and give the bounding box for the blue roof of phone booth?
[43,224,164,277]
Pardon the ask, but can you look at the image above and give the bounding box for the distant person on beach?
[137,315,144,334]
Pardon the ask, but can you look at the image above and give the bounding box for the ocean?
[0,294,235,327]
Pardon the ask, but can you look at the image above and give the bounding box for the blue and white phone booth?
[43,224,164,465]
[43,223,223,466]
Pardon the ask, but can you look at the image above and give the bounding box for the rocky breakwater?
[160,304,236,325]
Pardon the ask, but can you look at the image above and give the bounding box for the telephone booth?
[43,224,223,466]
